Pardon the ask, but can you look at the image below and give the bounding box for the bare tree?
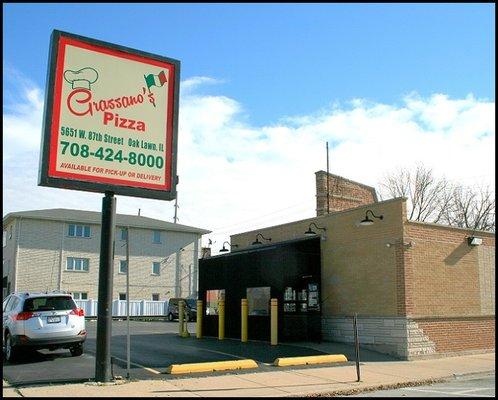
[443,185,495,232]
[379,165,451,223]
[379,165,495,232]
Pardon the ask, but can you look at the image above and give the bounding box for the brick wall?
[478,246,495,315]
[315,171,377,216]
[414,317,495,353]
[404,221,495,317]
[402,221,495,356]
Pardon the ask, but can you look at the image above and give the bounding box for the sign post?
[38,30,180,382]
[95,192,116,382]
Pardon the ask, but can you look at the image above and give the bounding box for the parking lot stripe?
[405,387,492,397]
[110,355,162,375]
[85,351,162,375]
[455,388,495,394]
[166,342,249,360]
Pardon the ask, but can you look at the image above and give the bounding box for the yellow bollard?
[196,300,203,339]
[241,298,248,343]
[218,299,225,340]
[271,298,278,345]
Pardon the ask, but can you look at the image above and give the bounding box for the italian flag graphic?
[144,70,167,91]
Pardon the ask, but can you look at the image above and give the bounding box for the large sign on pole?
[39,30,179,200]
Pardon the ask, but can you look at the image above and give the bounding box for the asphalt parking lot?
[3,320,368,386]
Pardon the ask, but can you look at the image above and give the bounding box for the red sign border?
[38,30,180,201]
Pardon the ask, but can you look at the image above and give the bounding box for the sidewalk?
[3,352,494,397]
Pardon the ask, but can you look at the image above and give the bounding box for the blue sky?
[3,3,495,250]
[3,3,495,125]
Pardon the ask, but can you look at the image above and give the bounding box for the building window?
[119,293,126,300]
[247,287,271,316]
[152,293,160,301]
[152,262,160,275]
[72,292,88,300]
[206,289,225,316]
[119,260,128,274]
[152,230,161,244]
[120,228,128,241]
[66,257,90,272]
[68,224,91,238]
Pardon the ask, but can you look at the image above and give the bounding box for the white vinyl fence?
[75,299,169,317]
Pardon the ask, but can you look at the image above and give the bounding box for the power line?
[209,200,312,232]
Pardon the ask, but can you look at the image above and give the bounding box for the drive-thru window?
[198,236,322,342]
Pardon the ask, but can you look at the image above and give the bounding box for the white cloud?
[3,71,495,255]
[180,76,223,96]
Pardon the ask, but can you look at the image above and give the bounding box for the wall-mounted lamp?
[304,222,327,236]
[360,210,384,226]
[219,241,238,253]
[467,236,482,246]
[252,233,272,246]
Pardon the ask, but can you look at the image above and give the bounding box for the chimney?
[315,171,378,216]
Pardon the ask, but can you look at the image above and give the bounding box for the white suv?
[2,291,86,362]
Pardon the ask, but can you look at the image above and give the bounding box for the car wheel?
[168,313,174,322]
[70,344,83,357]
[4,333,19,362]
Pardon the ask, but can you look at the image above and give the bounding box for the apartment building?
[3,209,210,301]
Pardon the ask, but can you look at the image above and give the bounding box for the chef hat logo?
[64,67,99,90]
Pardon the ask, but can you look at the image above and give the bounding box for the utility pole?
[326,141,330,214]
[125,226,130,380]
[173,194,179,223]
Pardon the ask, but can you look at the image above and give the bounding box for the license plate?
[47,316,61,324]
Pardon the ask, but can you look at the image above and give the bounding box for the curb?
[300,377,448,397]
[166,359,258,374]
[299,369,496,397]
[274,354,348,367]
[451,369,496,379]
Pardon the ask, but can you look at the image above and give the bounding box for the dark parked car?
[167,298,197,322]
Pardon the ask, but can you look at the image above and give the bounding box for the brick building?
[2,209,210,301]
[205,172,494,359]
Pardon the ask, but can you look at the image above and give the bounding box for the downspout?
[175,250,180,297]
[59,221,65,290]
[13,217,22,292]
[193,236,199,298]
